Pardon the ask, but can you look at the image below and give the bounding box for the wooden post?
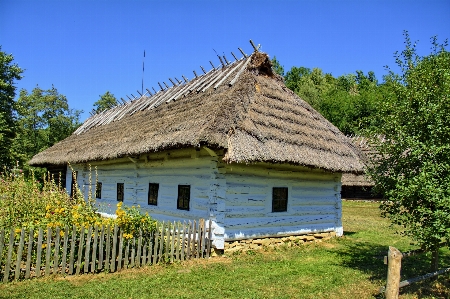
[386,246,402,299]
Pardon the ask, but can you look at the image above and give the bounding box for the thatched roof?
[342,136,374,185]
[29,50,364,173]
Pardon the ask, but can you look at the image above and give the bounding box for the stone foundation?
[223,232,336,254]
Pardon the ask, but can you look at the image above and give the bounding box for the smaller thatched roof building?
[341,136,378,199]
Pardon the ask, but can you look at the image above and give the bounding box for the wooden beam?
[238,47,247,58]
[203,146,217,157]
[231,52,239,61]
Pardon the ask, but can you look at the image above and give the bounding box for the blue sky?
[1,0,449,121]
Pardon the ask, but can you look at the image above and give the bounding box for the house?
[29,44,364,249]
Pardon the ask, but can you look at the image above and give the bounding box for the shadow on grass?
[336,238,450,298]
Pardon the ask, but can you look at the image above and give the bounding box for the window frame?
[177,185,190,211]
[117,183,124,202]
[148,183,159,206]
[272,187,288,212]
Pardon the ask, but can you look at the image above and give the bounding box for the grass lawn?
[0,200,449,299]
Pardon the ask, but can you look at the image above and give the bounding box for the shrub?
[0,168,157,238]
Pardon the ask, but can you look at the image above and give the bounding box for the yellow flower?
[141,219,145,223]
[60,231,65,237]
[15,228,22,234]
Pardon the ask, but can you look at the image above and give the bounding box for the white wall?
[66,149,343,249]
[221,163,342,240]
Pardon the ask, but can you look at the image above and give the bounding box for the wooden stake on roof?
[200,66,207,74]
[152,87,157,93]
[163,82,169,89]
[231,52,239,61]
[131,94,137,100]
[193,70,198,78]
[238,47,248,58]
[223,55,230,65]
[169,78,177,86]
[137,90,143,96]
[158,82,164,91]
[146,88,153,96]
[209,61,216,70]
[126,95,132,101]
[249,39,259,52]
[182,75,188,83]
[217,55,225,67]
[175,77,182,84]
[120,98,127,104]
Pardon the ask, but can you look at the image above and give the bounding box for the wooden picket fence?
[0,219,212,282]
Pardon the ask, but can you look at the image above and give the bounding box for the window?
[117,183,124,202]
[177,185,190,210]
[272,187,288,212]
[95,182,102,199]
[148,183,159,205]
[70,171,78,198]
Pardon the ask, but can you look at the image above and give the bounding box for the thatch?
[341,136,374,186]
[29,51,364,173]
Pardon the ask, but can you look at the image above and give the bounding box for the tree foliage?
[271,56,285,77]
[0,47,23,167]
[12,86,82,169]
[366,32,450,269]
[283,63,382,135]
[93,91,117,113]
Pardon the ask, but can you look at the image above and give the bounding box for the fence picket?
[61,226,69,275]
[68,225,76,275]
[187,221,192,260]
[170,222,175,263]
[200,220,206,258]
[14,228,25,280]
[84,226,92,273]
[75,228,85,275]
[176,222,181,261]
[111,225,118,272]
[91,226,98,273]
[35,228,43,278]
[25,228,34,279]
[207,219,212,258]
[153,227,159,265]
[45,228,52,276]
[117,229,124,271]
[192,220,200,258]
[98,225,105,271]
[130,238,136,268]
[181,221,186,261]
[3,228,15,282]
[158,222,165,264]
[105,226,111,271]
[147,231,153,265]
[124,238,130,269]
[141,241,146,267]
[136,230,142,267]
[165,224,170,262]
[53,227,61,274]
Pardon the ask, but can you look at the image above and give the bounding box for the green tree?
[93,91,117,113]
[12,85,82,168]
[0,47,23,167]
[367,32,450,271]
[271,56,285,77]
